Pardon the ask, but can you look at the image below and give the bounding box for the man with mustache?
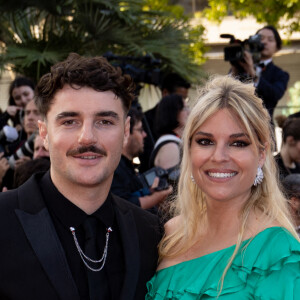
[0,53,162,300]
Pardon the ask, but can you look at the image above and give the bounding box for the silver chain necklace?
[70,226,113,272]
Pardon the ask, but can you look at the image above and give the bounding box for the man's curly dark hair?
[35,53,135,117]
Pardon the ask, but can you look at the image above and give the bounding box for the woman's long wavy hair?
[159,75,299,290]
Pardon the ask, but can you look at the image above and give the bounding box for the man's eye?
[63,120,76,126]
[231,140,250,147]
[98,120,113,126]
[196,139,213,146]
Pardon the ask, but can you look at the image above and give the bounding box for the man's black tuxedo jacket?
[0,172,162,300]
[256,62,289,118]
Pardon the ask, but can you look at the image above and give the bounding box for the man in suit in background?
[111,107,172,210]
[0,53,161,300]
[231,25,289,120]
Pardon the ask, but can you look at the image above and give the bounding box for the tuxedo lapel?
[15,174,80,300]
[113,198,140,300]
[261,62,274,78]
[15,207,80,300]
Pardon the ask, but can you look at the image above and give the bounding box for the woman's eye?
[231,140,250,147]
[196,139,213,146]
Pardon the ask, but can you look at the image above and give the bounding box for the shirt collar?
[258,58,272,67]
[40,171,115,230]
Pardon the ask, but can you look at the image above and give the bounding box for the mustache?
[67,146,107,156]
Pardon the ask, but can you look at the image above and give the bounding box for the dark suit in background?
[111,155,146,207]
[256,61,289,119]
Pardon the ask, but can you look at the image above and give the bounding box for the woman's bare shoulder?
[158,215,182,271]
[164,215,181,236]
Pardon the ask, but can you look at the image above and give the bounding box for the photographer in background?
[7,99,42,168]
[0,99,42,190]
[111,107,172,211]
[231,25,289,121]
[1,134,50,191]
[0,77,36,155]
[0,76,35,131]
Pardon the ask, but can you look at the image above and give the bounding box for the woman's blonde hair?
[159,75,299,287]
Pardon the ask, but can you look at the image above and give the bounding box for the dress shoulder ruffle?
[146,227,300,299]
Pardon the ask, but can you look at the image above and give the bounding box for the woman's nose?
[211,144,229,162]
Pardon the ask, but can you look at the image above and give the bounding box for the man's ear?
[123,116,130,148]
[38,120,49,151]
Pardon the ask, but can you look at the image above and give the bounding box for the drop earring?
[253,166,264,186]
[190,174,195,183]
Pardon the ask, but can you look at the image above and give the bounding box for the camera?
[138,167,169,191]
[0,125,19,144]
[220,34,264,64]
[103,52,163,86]
[138,166,180,191]
[0,125,19,153]
[8,132,37,169]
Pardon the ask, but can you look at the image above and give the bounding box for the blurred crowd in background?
[0,25,299,236]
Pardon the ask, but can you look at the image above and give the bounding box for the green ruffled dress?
[146,227,300,299]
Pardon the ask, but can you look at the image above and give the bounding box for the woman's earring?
[190,174,195,183]
[253,166,264,186]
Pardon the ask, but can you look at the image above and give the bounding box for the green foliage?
[204,0,300,33]
[286,81,300,115]
[0,0,206,83]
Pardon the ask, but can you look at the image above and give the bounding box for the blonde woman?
[146,75,300,299]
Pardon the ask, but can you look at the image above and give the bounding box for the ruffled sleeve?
[234,227,300,299]
[146,227,300,299]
